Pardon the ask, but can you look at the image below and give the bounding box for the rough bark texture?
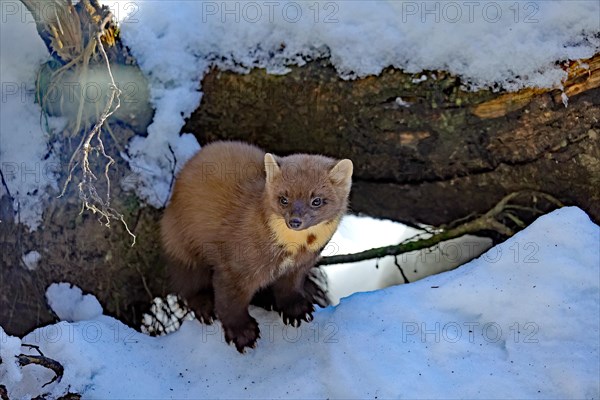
[184,56,600,226]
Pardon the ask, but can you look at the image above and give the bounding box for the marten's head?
[264,153,353,231]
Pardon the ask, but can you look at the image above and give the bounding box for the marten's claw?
[281,314,300,327]
[278,296,316,327]
[281,315,293,326]
[223,317,260,353]
[199,315,214,325]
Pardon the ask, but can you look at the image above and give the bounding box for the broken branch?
[16,344,64,388]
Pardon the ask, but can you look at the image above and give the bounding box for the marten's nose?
[289,218,303,229]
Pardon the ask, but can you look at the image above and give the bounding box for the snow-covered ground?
[1,207,598,398]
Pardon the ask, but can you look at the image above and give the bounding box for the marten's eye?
[311,197,323,207]
[279,196,289,206]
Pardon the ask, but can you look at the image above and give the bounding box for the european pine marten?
[161,141,353,352]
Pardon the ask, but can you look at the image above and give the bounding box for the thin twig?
[393,256,410,284]
[164,144,178,208]
[135,264,153,301]
[503,212,526,228]
[319,190,562,266]
[0,169,13,200]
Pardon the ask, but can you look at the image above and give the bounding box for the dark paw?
[279,298,315,327]
[223,317,261,353]
[250,287,277,311]
[195,308,216,325]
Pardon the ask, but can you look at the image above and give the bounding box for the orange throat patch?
[268,215,340,255]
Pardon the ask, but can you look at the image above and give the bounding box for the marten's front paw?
[279,298,315,327]
[187,291,216,325]
[223,317,260,353]
[250,286,277,311]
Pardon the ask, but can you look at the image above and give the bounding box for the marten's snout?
[288,217,303,230]
[287,200,307,230]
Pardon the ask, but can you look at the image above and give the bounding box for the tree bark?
[183,55,600,226]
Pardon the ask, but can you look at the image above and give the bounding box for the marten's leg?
[213,267,261,353]
[170,260,216,324]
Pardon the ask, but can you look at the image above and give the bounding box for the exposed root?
[45,7,136,245]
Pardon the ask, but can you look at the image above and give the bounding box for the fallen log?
[184,55,600,226]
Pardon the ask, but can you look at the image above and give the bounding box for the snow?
[1,207,598,398]
[116,0,600,86]
[0,6,66,229]
[394,96,411,108]
[45,283,103,322]
[21,250,41,271]
[0,327,23,385]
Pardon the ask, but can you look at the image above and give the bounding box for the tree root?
[21,0,136,245]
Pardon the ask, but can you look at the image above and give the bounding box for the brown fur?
[161,141,353,352]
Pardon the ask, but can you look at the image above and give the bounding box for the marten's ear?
[329,159,353,191]
[264,153,281,183]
